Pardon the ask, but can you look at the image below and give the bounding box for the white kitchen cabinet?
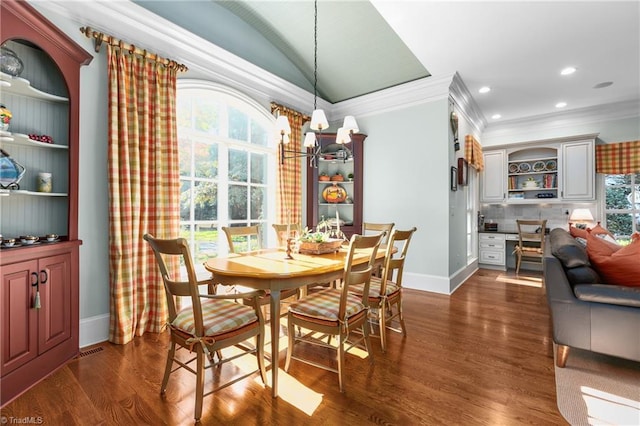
[481,135,596,204]
[560,139,595,201]
[478,233,506,269]
[481,150,506,202]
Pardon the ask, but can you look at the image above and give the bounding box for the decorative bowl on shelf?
[322,184,347,203]
[0,46,24,77]
[508,163,519,173]
[522,179,539,189]
[0,104,12,131]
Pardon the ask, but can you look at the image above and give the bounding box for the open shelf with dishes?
[507,147,558,201]
[306,133,366,239]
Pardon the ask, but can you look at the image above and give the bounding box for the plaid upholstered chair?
[144,234,267,423]
[221,225,299,319]
[349,227,417,352]
[284,233,383,392]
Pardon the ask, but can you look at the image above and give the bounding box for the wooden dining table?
[203,246,387,398]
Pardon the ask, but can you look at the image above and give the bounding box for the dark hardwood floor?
[1,269,566,425]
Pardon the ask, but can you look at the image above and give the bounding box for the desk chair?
[350,227,417,352]
[514,219,547,274]
[144,234,267,423]
[222,225,298,319]
[285,233,383,392]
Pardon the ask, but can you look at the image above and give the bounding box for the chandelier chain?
[313,0,318,111]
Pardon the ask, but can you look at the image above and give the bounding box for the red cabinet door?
[1,260,38,376]
[38,253,72,354]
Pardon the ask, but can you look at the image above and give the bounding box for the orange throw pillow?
[586,229,622,254]
[588,222,615,239]
[569,225,588,239]
[586,232,640,287]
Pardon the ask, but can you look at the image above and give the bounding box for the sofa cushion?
[569,225,588,239]
[574,284,640,308]
[566,265,601,286]
[549,228,590,269]
[588,222,615,239]
[586,232,640,287]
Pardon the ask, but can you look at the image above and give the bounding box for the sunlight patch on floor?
[256,369,323,416]
[496,273,543,288]
[581,386,640,425]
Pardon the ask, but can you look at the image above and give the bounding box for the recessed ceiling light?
[555,102,567,108]
[491,114,501,119]
[593,81,613,89]
[560,67,577,76]
[478,86,491,94]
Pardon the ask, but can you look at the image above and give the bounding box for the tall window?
[466,170,478,262]
[177,81,276,265]
[603,173,640,243]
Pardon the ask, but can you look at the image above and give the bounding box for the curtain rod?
[79,26,188,73]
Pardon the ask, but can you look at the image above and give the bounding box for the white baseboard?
[79,313,110,348]
[404,261,478,295]
[403,272,451,294]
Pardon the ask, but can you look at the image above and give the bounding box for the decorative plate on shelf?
[518,162,531,173]
[532,161,545,172]
[322,184,347,203]
[545,160,557,171]
[508,163,519,173]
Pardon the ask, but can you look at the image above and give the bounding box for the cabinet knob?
[39,269,48,284]
[31,272,38,286]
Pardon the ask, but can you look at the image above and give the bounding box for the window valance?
[465,134,484,171]
[595,140,640,174]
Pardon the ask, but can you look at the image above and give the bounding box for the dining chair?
[363,222,394,276]
[222,225,262,253]
[514,219,547,274]
[272,223,302,247]
[143,234,267,423]
[284,233,383,392]
[363,222,395,244]
[222,225,298,319]
[349,227,417,352]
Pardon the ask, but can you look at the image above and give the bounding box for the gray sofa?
[544,228,640,367]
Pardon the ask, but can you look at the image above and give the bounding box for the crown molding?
[483,99,640,144]
[330,74,455,121]
[449,72,485,135]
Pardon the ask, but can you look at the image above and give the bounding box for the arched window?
[177,80,276,265]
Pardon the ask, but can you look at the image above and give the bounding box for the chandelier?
[276,0,359,167]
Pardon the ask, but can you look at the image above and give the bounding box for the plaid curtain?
[595,140,640,174]
[107,44,180,344]
[270,102,310,225]
[465,134,484,171]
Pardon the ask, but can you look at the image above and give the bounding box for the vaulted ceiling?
[132,1,640,127]
[47,1,640,128]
